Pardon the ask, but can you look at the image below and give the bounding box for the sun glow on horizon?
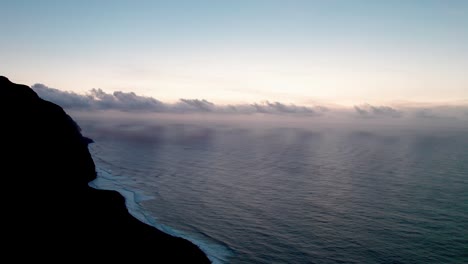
[1,1,467,106]
[9,51,468,107]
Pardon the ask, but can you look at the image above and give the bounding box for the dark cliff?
[0,76,210,263]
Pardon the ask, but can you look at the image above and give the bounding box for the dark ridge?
[0,76,211,263]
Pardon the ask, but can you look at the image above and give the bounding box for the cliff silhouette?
[0,76,210,262]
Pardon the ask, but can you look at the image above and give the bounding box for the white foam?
[89,167,232,264]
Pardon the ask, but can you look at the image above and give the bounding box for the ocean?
[77,114,468,263]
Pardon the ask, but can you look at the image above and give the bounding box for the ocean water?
[81,119,468,263]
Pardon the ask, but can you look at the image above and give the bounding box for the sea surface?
[80,119,468,263]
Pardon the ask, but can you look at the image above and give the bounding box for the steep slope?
[0,76,210,263]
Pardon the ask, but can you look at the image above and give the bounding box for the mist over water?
[74,111,468,263]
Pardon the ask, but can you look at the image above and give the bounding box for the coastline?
[89,166,233,264]
[1,75,211,263]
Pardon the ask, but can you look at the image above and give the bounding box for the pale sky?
[1,0,467,105]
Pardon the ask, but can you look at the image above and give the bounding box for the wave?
[88,167,232,264]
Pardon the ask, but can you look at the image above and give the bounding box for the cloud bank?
[32,84,327,116]
[32,83,468,122]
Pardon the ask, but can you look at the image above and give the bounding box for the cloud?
[32,84,92,108]
[175,99,215,112]
[91,88,166,111]
[250,101,324,115]
[31,84,327,116]
[31,83,468,125]
[354,104,402,118]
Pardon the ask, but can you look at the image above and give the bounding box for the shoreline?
[1,75,211,263]
[90,166,232,264]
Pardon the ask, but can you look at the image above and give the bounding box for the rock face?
[0,76,210,262]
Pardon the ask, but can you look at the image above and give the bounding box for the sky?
[1,0,467,106]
